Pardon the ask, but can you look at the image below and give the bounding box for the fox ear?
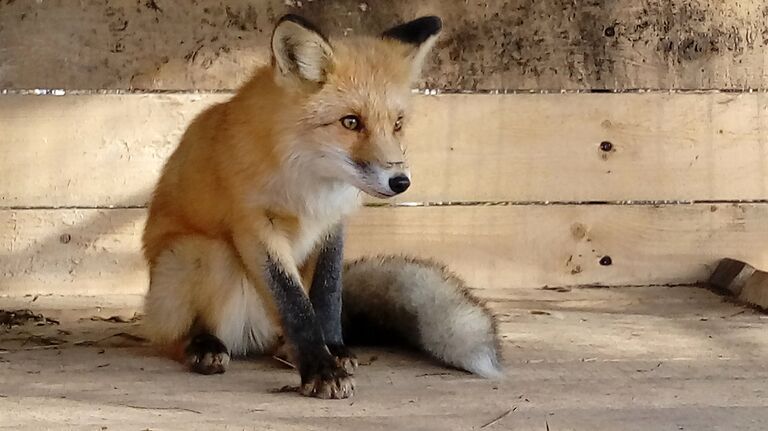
[382,16,442,79]
[271,14,333,86]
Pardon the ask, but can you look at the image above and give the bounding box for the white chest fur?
[290,182,361,266]
[246,150,364,266]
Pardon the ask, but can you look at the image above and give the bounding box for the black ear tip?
[276,14,304,25]
[417,16,443,34]
[382,15,443,46]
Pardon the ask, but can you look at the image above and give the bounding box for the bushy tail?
[341,255,503,379]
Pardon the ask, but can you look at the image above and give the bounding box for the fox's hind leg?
[185,327,230,375]
[143,236,280,375]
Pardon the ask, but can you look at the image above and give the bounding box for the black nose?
[389,175,411,194]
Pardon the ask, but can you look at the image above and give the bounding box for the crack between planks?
[4,200,768,211]
[2,205,148,210]
[1,88,767,96]
[364,199,768,208]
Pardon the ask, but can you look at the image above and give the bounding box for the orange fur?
[143,39,419,262]
[136,15,503,393]
[142,23,434,350]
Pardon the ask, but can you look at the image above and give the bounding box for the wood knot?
[570,223,587,240]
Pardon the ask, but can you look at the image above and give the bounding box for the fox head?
[269,14,442,198]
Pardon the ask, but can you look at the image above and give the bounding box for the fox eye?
[340,115,363,131]
[394,117,404,132]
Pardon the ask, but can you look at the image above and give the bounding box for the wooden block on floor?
[708,258,756,296]
[741,271,768,310]
[708,258,768,309]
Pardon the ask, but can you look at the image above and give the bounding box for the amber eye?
[394,117,404,132]
[340,115,363,131]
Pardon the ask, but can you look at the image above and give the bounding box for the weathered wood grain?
[0,94,221,208]
[0,1,765,90]
[2,204,766,295]
[2,92,767,207]
[1,286,767,431]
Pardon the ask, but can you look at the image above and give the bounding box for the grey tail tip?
[460,345,504,379]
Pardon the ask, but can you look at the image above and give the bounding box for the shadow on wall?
[0,92,215,209]
[1,196,150,297]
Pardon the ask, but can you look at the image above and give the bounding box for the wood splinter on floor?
[271,355,296,369]
[269,385,300,394]
[123,404,202,415]
[480,407,516,428]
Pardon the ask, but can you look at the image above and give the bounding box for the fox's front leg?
[264,253,354,398]
[234,224,354,399]
[308,224,357,374]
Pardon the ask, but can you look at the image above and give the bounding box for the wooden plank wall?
[1,1,767,295]
[1,0,767,90]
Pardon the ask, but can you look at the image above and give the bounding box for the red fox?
[142,14,502,399]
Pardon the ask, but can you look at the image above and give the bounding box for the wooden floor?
[1,286,767,431]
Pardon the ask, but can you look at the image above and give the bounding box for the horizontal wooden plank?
[0,1,765,90]
[0,94,224,208]
[2,92,768,207]
[2,204,766,296]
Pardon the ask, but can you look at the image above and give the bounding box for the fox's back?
[142,100,234,262]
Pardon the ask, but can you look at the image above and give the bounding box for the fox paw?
[328,344,358,375]
[299,353,355,399]
[300,371,355,399]
[186,333,230,375]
